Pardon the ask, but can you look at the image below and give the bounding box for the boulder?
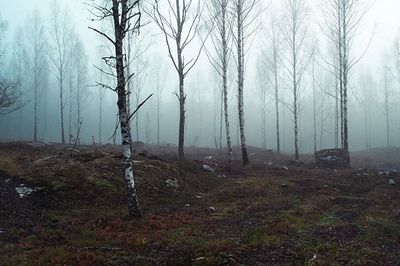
[315,148,350,168]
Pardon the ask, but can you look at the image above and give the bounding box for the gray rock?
[389,179,396,186]
[207,206,216,212]
[165,178,179,188]
[202,164,215,173]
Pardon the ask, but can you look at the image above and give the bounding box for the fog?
[1,0,400,155]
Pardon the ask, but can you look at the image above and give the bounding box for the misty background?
[1,0,400,155]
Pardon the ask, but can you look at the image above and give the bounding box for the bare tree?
[322,0,373,152]
[357,71,374,150]
[382,65,391,158]
[73,38,89,145]
[48,0,74,144]
[263,9,283,153]
[232,0,261,165]
[256,55,269,150]
[125,29,151,143]
[148,0,205,160]
[282,0,310,161]
[88,0,142,218]
[0,15,21,116]
[11,27,25,138]
[25,10,49,141]
[205,0,233,156]
[152,55,166,146]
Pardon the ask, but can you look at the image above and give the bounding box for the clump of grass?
[242,228,283,247]
[0,152,21,175]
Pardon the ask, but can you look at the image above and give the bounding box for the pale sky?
[2,0,400,73]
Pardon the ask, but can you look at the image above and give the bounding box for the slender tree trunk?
[237,0,249,165]
[312,60,317,153]
[157,96,160,146]
[334,65,339,148]
[60,72,65,144]
[135,63,140,142]
[274,67,280,153]
[384,68,390,158]
[319,96,326,149]
[76,63,81,145]
[34,75,38,142]
[221,7,232,156]
[292,28,299,161]
[342,2,349,152]
[114,16,141,218]
[178,72,185,160]
[69,72,73,144]
[219,88,223,150]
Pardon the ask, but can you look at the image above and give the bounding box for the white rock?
[389,179,396,186]
[165,178,179,188]
[207,206,216,212]
[202,164,215,173]
[15,184,41,198]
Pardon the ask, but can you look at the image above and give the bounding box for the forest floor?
[0,142,399,265]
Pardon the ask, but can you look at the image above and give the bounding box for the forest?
[0,0,400,265]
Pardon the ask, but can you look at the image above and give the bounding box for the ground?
[0,142,399,265]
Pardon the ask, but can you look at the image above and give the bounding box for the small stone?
[281,184,288,188]
[202,164,214,173]
[389,179,396,186]
[185,204,190,207]
[165,178,179,188]
[207,207,216,212]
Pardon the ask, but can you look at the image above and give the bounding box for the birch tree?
[232,0,261,165]
[0,15,20,115]
[382,65,391,158]
[48,1,74,144]
[205,0,233,156]
[263,12,283,153]
[25,10,49,141]
[11,27,25,138]
[152,55,165,146]
[283,0,310,161]
[88,0,142,218]
[73,38,89,144]
[322,0,372,152]
[149,0,205,160]
[256,55,269,150]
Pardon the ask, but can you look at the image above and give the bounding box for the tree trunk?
[69,72,73,144]
[221,6,232,156]
[60,73,65,144]
[274,66,280,153]
[312,60,317,153]
[237,0,249,166]
[113,0,141,217]
[178,73,185,160]
[342,1,349,153]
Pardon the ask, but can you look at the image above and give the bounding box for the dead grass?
[0,143,399,265]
